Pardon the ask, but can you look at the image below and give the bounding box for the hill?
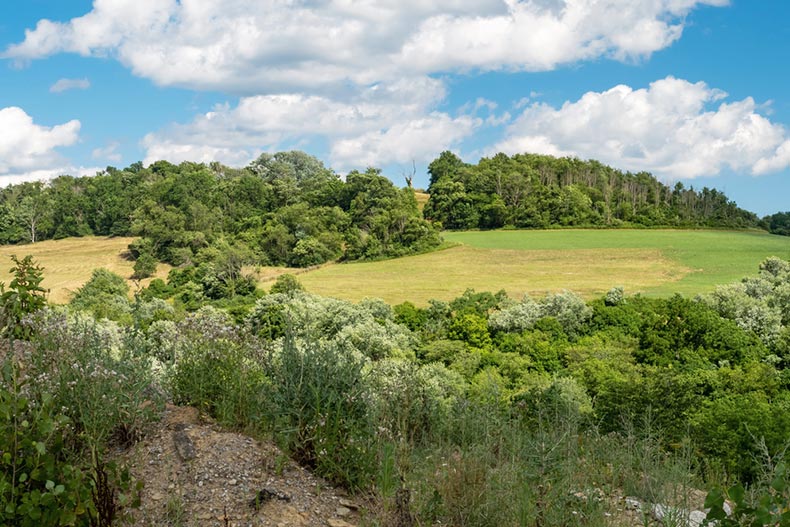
[0,237,170,303]
[5,230,786,305]
[288,229,789,304]
[424,151,763,230]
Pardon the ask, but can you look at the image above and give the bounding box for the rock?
[229,478,237,485]
[173,429,197,461]
[625,496,642,511]
[338,498,358,510]
[652,503,713,527]
[249,487,291,510]
[327,520,356,527]
[688,510,708,527]
[336,506,352,517]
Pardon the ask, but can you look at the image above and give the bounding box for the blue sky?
[1,0,788,216]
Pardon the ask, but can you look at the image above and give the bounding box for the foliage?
[131,251,157,280]
[0,255,48,339]
[164,308,266,427]
[70,269,131,323]
[269,273,304,295]
[0,359,92,526]
[706,462,790,526]
[0,152,441,269]
[425,151,762,230]
[262,335,376,490]
[764,210,790,236]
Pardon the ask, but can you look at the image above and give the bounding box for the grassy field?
[414,190,430,212]
[0,237,171,304]
[1,229,786,306]
[296,229,790,304]
[297,245,688,305]
[443,229,790,298]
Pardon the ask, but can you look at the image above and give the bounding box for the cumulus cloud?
[4,1,739,175]
[0,107,81,176]
[0,166,104,187]
[91,141,122,162]
[4,0,727,93]
[141,79,481,170]
[49,77,91,93]
[495,76,790,179]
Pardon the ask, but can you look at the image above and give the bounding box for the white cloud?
[0,107,81,175]
[5,0,728,93]
[4,1,737,175]
[494,76,790,179]
[141,79,481,170]
[91,141,122,162]
[330,113,480,170]
[0,166,104,187]
[50,77,91,93]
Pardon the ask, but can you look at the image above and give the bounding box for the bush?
[28,309,161,451]
[70,269,132,323]
[131,252,157,279]
[269,274,304,295]
[0,359,92,526]
[165,307,267,428]
[262,337,376,490]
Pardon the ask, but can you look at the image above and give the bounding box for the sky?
[1,0,789,216]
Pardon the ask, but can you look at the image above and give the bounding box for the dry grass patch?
[414,191,430,212]
[297,245,690,305]
[0,237,171,304]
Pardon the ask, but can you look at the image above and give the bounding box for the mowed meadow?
[0,236,171,303]
[1,229,787,305]
[292,229,790,304]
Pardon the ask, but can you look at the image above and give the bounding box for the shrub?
[70,269,132,323]
[131,252,157,280]
[0,255,48,340]
[27,309,161,452]
[0,359,92,526]
[269,274,304,295]
[164,307,267,428]
[262,337,376,490]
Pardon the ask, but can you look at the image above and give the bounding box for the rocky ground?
[122,405,721,527]
[124,405,367,527]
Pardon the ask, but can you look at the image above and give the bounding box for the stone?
[625,496,642,511]
[335,506,351,517]
[173,430,197,461]
[688,510,708,527]
[338,499,358,510]
[327,520,356,527]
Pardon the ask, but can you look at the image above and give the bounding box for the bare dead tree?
[403,160,416,189]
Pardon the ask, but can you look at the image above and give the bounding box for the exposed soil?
[124,405,366,527]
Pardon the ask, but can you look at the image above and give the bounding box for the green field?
[297,229,790,304]
[2,230,787,306]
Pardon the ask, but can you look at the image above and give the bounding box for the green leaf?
[728,484,745,506]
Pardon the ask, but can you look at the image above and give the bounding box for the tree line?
[0,152,442,273]
[424,151,773,230]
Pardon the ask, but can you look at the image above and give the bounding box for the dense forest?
[424,151,766,230]
[0,151,441,271]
